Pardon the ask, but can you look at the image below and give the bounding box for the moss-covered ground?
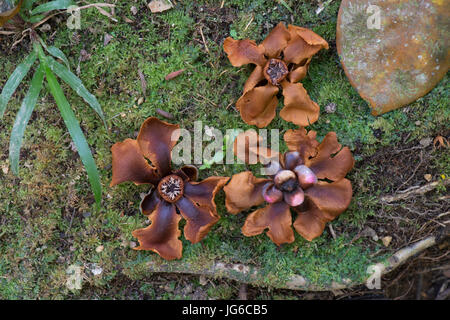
[0,0,448,299]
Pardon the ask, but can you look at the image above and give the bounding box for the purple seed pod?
[274,170,296,188]
[284,151,301,170]
[262,183,283,203]
[263,160,282,176]
[293,165,318,189]
[283,188,305,207]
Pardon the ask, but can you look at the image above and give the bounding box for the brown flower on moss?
[224,128,354,245]
[110,117,228,260]
[0,0,22,27]
[223,22,328,128]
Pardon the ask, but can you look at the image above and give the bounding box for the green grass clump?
[0,0,448,298]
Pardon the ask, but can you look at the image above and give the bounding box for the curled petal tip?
[294,165,317,189]
[284,188,305,207]
[262,183,283,204]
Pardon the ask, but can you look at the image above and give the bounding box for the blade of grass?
[36,43,102,206]
[31,0,74,15]
[38,37,71,69]
[46,56,107,129]
[46,46,70,69]
[0,50,37,118]
[9,65,45,176]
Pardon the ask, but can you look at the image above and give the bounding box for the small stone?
[419,137,432,147]
[130,6,138,15]
[424,174,432,182]
[95,245,104,253]
[361,227,378,241]
[325,102,337,113]
[39,23,51,32]
[415,120,422,126]
[199,275,208,286]
[1,163,8,174]
[82,212,91,218]
[137,97,144,105]
[382,236,392,247]
[129,241,137,248]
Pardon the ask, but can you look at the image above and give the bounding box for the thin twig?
[381,179,450,203]
[199,25,209,53]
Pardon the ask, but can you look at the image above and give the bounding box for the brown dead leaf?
[165,69,185,81]
[104,33,113,46]
[433,135,449,149]
[148,0,173,13]
[138,69,147,96]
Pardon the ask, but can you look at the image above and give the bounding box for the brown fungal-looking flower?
[110,117,228,260]
[223,22,329,128]
[224,128,354,245]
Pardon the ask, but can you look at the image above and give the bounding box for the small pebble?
[325,102,337,113]
[137,97,144,105]
[95,245,104,253]
[424,174,432,182]
[419,137,432,147]
[382,236,392,247]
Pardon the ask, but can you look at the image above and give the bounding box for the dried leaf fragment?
[148,0,173,13]
[165,69,185,81]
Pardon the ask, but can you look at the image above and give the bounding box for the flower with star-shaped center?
[110,117,228,260]
[223,22,329,128]
[224,127,354,245]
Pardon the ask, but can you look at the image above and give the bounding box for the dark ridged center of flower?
[264,58,289,85]
[157,174,184,203]
[278,178,298,193]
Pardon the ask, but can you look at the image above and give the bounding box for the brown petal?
[137,117,180,177]
[224,171,270,214]
[110,138,159,187]
[283,25,328,64]
[288,63,309,83]
[279,80,320,127]
[223,37,267,67]
[132,201,182,260]
[174,165,199,182]
[305,179,353,221]
[140,190,161,215]
[184,176,228,214]
[237,84,279,128]
[283,127,319,162]
[175,196,219,243]
[306,132,355,181]
[0,0,22,27]
[293,201,326,241]
[242,202,294,246]
[233,129,279,165]
[261,22,291,58]
[243,65,265,94]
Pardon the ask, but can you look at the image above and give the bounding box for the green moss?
[0,0,448,298]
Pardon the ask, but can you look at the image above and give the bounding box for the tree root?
[381,179,449,203]
[144,235,444,291]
